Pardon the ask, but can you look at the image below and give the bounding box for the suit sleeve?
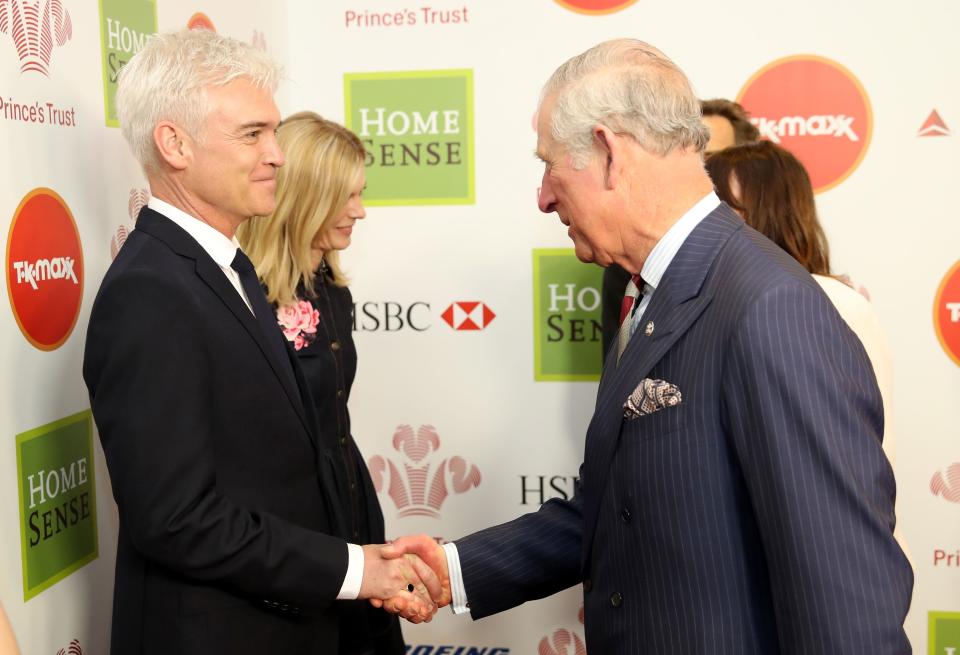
[721,280,912,653]
[455,466,584,619]
[83,270,349,608]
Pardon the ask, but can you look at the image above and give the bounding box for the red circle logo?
[737,55,872,193]
[553,0,638,14]
[934,260,960,367]
[6,188,84,351]
[187,12,216,31]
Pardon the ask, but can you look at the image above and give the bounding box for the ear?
[153,121,192,171]
[592,125,623,190]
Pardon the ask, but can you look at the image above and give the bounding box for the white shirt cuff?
[442,542,471,614]
[337,543,364,600]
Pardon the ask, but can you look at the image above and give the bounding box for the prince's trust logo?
[368,424,480,518]
[0,0,72,75]
[539,605,586,655]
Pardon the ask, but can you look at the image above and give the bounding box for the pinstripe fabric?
[457,205,912,654]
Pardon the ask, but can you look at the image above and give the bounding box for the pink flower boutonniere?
[276,300,320,351]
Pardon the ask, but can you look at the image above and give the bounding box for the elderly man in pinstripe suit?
[380,38,913,653]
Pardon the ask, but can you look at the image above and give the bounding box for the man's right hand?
[378,534,452,610]
[358,543,440,623]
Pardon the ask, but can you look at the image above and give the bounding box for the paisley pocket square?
[623,378,682,419]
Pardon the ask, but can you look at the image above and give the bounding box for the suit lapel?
[582,206,744,563]
[135,208,316,447]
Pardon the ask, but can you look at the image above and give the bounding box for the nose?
[538,173,556,214]
[265,130,285,168]
[354,196,366,220]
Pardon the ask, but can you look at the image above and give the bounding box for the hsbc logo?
[441,301,495,330]
[931,463,960,503]
[368,424,481,518]
[754,114,859,144]
[12,256,77,289]
[353,300,496,332]
[0,0,73,75]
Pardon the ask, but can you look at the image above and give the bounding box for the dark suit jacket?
[456,205,912,653]
[84,207,352,655]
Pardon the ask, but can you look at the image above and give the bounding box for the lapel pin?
[644,321,655,336]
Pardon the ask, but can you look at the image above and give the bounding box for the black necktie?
[230,249,296,386]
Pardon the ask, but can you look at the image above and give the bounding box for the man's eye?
[247,130,261,139]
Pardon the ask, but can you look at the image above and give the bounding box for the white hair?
[542,38,709,167]
[116,29,281,172]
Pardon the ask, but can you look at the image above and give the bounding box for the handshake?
[359,535,451,623]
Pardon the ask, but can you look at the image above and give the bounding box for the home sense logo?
[934,261,960,367]
[0,0,72,75]
[98,0,157,127]
[17,411,98,600]
[533,249,603,381]
[6,187,83,350]
[368,424,480,518]
[929,611,960,655]
[554,0,638,14]
[344,69,474,205]
[737,55,872,193]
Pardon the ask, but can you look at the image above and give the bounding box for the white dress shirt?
[146,196,365,599]
[443,191,721,614]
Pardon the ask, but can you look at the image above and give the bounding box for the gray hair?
[542,39,709,167]
[116,29,281,172]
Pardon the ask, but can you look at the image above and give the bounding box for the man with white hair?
[83,30,437,654]
[384,39,912,653]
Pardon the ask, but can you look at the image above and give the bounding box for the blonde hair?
[238,111,365,306]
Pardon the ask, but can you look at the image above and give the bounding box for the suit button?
[330,340,341,351]
[336,389,343,398]
[620,507,631,523]
[583,579,592,593]
[339,436,347,446]
[610,592,622,608]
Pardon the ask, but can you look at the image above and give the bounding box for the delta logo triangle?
[918,109,950,137]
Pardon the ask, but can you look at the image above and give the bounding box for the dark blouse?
[278,267,403,655]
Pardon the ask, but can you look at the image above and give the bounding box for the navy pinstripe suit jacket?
[456,205,912,654]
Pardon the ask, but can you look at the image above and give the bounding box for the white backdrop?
[2,1,957,653]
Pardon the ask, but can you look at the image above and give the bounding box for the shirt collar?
[639,191,720,291]
[147,196,241,268]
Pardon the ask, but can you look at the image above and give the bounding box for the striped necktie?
[617,274,643,362]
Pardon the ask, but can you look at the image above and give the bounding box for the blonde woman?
[239,112,403,655]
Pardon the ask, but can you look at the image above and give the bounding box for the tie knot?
[231,249,255,275]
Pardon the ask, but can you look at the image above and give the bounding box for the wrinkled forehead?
[535,94,559,156]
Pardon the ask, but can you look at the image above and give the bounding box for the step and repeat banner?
[1,0,957,653]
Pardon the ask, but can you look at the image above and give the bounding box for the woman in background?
[239,111,404,655]
[705,141,909,557]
